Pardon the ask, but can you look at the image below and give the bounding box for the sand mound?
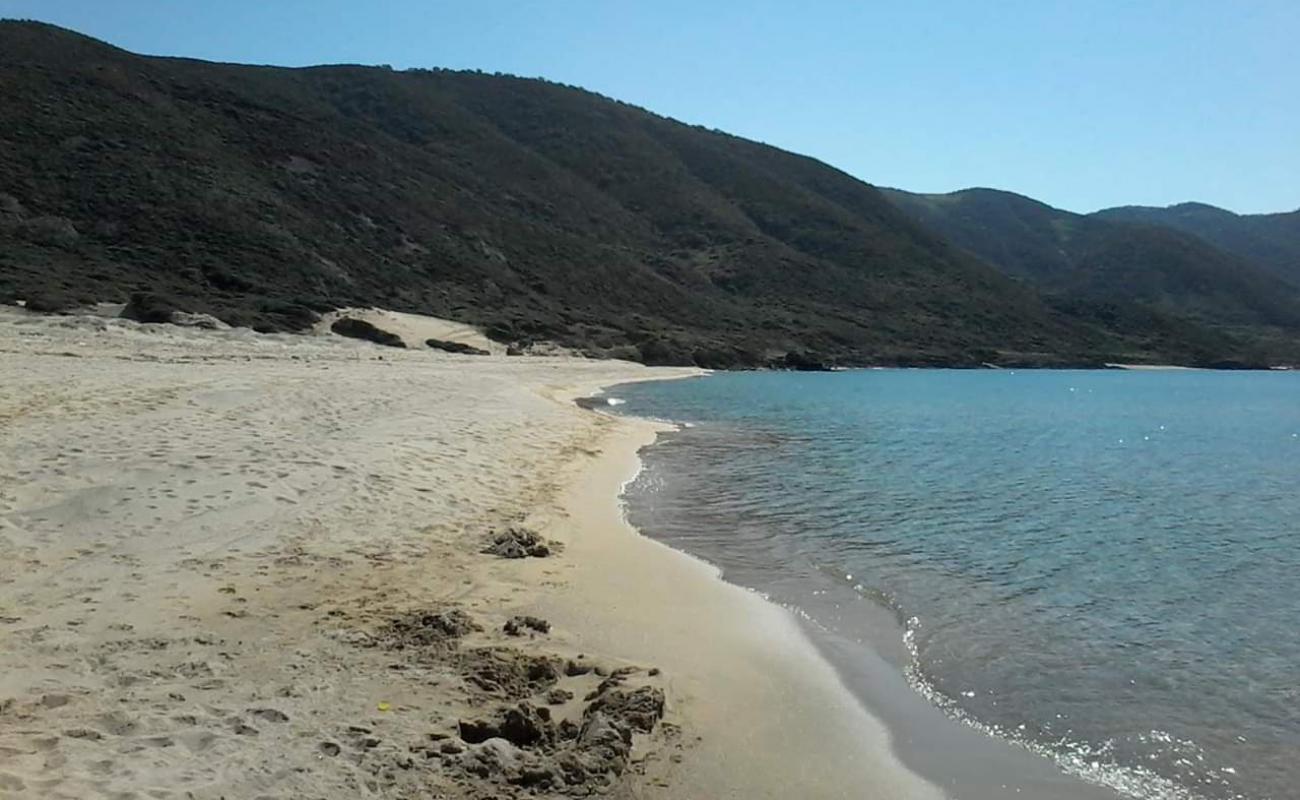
[315,308,502,353]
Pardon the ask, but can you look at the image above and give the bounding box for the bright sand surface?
[0,307,941,799]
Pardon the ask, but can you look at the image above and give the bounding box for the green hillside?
[882,188,1300,364]
[1094,202,1300,285]
[2,21,1296,367]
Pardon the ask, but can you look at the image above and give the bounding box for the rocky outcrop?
[779,350,832,371]
[170,311,229,329]
[122,292,181,324]
[426,338,490,356]
[19,293,78,313]
[119,293,233,329]
[330,317,406,348]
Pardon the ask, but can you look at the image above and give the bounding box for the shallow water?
[613,370,1300,800]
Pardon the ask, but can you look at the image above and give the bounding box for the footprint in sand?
[96,711,137,736]
[174,729,217,752]
[0,774,26,792]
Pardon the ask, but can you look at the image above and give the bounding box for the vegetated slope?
[0,21,1288,367]
[881,187,1300,363]
[1093,202,1300,286]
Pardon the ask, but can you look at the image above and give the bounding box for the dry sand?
[0,307,941,799]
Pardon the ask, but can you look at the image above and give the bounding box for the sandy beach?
[0,307,940,799]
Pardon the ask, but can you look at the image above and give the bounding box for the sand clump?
[504,615,551,636]
[356,603,669,796]
[483,526,560,559]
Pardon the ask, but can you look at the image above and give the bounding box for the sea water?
[612,370,1299,800]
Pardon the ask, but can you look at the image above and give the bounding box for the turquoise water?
[612,370,1300,800]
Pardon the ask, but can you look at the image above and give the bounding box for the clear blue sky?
[5,0,1297,214]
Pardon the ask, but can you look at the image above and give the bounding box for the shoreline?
[537,383,945,799]
[0,304,1169,799]
[600,377,1130,800]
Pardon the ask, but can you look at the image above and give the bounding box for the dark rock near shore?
[122,292,181,324]
[426,338,490,355]
[1196,358,1268,370]
[331,317,406,348]
[119,292,230,329]
[691,345,762,370]
[780,350,832,371]
[21,292,78,314]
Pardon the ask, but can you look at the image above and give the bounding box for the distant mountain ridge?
[1,20,1298,367]
[881,187,1300,362]
[1092,202,1300,285]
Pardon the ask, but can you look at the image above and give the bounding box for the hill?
[0,21,1294,367]
[1093,202,1300,285]
[881,188,1300,363]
